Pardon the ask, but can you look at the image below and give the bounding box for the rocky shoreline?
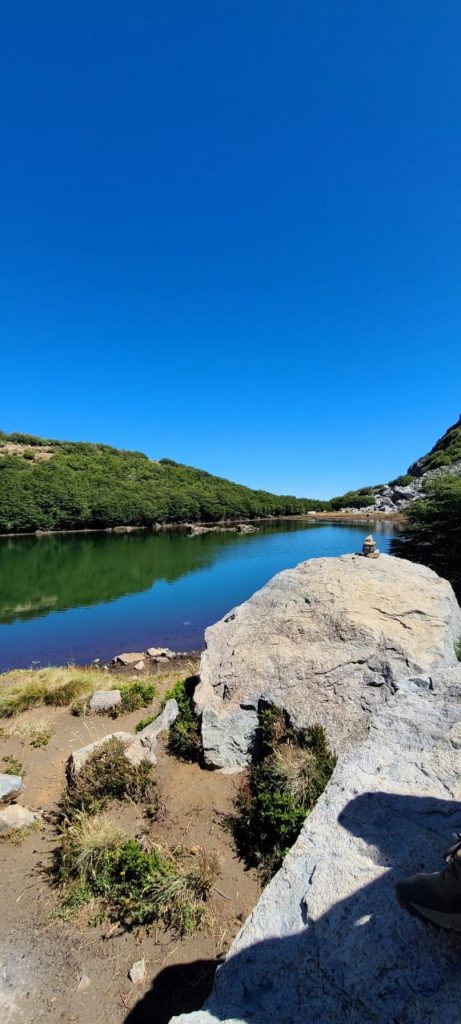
[0,511,400,540]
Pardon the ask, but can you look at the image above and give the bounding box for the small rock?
[77,974,91,993]
[67,732,133,776]
[113,652,145,665]
[89,690,121,713]
[128,959,146,985]
[0,773,24,805]
[146,647,174,659]
[133,660,145,672]
[125,699,179,767]
[0,805,38,833]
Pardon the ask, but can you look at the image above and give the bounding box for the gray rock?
[77,974,91,993]
[171,666,461,1024]
[195,554,461,770]
[128,959,146,985]
[125,699,179,767]
[89,690,121,713]
[392,483,420,501]
[0,805,38,833]
[133,660,145,672]
[146,647,174,659]
[0,774,24,805]
[67,732,133,776]
[113,652,145,665]
[201,705,259,772]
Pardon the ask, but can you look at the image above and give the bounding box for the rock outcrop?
[196,554,461,770]
[172,666,461,1024]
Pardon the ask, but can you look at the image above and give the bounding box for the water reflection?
[0,520,396,669]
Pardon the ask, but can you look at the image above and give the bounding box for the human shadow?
[125,792,461,1024]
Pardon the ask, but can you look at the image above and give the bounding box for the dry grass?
[60,811,128,882]
[0,666,107,718]
[1,716,53,747]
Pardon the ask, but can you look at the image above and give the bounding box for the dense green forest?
[0,432,325,533]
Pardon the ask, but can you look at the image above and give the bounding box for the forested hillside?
[0,432,324,533]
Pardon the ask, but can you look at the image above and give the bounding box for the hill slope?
[408,416,461,476]
[0,431,324,534]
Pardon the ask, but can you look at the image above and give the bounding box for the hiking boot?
[395,835,461,932]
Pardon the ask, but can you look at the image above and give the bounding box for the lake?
[0,521,396,670]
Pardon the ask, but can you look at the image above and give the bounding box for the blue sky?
[1,1,460,499]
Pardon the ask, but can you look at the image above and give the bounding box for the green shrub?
[63,738,156,819]
[165,677,202,761]
[229,708,336,881]
[391,476,461,600]
[1,755,24,776]
[456,636,461,662]
[135,713,156,732]
[388,474,416,487]
[119,680,156,713]
[56,814,219,935]
[330,490,375,511]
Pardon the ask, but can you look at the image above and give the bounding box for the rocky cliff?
[172,554,461,1024]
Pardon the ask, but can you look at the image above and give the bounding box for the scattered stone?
[67,732,133,777]
[195,553,461,770]
[125,699,179,767]
[146,647,174,659]
[113,652,145,665]
[128,960,146,985]
[0,805,38,834]
[133,660,145,672]
[0,773,24,805]
[89,690,121,713]
[77,975,91,993]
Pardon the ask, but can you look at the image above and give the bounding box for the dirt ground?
[0,665,260,1024]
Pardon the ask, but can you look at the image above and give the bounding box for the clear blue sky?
[1,2,460,499]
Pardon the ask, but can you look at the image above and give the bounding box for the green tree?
[391,477,461,599]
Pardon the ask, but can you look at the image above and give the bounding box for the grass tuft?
[165,677,202,761]
[1,754,24,776]
[0,667,106,718]
[228,707,336,881]
[63,738,157,819]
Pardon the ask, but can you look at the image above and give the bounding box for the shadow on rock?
[127,792,461,1024]
[124,957,222,1024]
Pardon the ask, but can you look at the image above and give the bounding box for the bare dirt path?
[0,669,259,1024]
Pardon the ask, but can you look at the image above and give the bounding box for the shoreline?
[0,510,401,540]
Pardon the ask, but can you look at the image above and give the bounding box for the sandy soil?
[0,668,259,1024]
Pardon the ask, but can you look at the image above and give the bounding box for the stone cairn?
[362,534,380,558]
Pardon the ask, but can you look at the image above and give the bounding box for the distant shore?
[0,510,402,540]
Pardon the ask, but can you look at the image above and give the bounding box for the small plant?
[135,713,156,733]
[119,680,156,713]
[2,755,24,776]
[59,811,129,886]
[229,707,336,881]
[63,738,157,819]
[165,677,202,761]
[54,809,219,935]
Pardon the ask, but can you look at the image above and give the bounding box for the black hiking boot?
[395,835,461,932]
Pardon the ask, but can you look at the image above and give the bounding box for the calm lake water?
[0,521,396,670]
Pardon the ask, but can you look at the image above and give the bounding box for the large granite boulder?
[195,554,461,771]
[172,666,461,1024]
